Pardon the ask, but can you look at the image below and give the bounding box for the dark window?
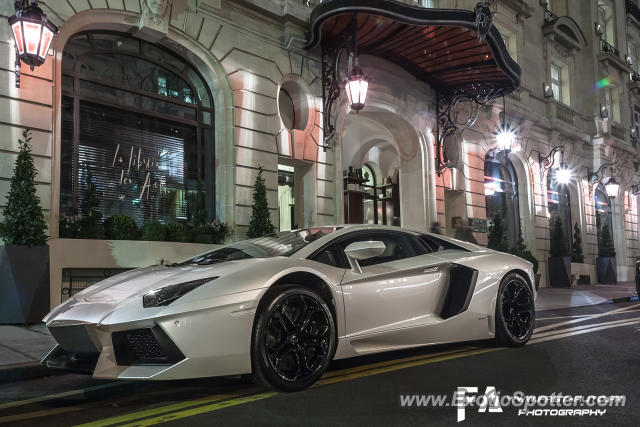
[59,31,214,229]
[484,153,520,248]
[312,243,344,268]
[420,234,468,252]
[547,169,572,252]
[338,231,418,267]
[594,183,614,250]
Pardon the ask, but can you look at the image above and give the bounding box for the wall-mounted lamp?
[538,146,570,183]
[600,104,609,119]
[493,97,515,153]
[631,126,639,141]
[604,176,620,199]
[625,55,634,67]
[588,163,619,199]
[7,0,58,88]
[595,23,603,36]
[543,82,554,98]
[539,0,549,7]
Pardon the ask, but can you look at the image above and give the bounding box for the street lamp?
[7,0,58,88]
[344,57,369,113]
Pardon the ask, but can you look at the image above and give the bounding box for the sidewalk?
[0,282,637,383]
[535,282,638,311]
[0,324,57,383]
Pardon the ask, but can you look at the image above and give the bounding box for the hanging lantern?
[493,97,515,152]
[344,60,370,113]
[555,161,572,185]
[494,122,515,152]
[604,176,620,199]
[7,0,57,86]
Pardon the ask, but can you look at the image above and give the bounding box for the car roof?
[292,224,488,258]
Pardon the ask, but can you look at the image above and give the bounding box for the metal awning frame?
[306,1,521,175]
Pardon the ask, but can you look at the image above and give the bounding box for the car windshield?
[180,227,341,266]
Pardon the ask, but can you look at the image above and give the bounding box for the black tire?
[251,286,336,392]
[495,272,535,347]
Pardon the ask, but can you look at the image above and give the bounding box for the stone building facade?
[0,0,639,299]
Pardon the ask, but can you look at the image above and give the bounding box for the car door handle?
[423,266,439,273]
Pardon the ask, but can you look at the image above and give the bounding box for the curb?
[0,361,62,385]
[607,295,640,304]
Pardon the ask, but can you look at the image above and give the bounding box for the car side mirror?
[344,241,386,273]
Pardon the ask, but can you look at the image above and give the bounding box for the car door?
[338,230,447,337]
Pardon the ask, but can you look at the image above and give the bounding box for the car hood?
[44,258,276,323]
[81,259,273,302]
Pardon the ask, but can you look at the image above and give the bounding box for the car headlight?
[143,277,218,308]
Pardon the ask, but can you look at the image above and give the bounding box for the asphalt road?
[1,301,639,426]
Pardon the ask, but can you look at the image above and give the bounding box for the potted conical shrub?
[247,166,275,238]
[487,212,508,253]
[510,225,540,288]
[548,216,571,287]
[0,130,50,323]
[596,223,617,284]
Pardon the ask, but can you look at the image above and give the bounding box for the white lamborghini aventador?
[43,224,536,391]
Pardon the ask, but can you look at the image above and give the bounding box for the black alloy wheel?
[495,273,535,347]
[252,286,336,391]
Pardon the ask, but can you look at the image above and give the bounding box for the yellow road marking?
[74,393,239,427]
[80,346,492,426]
[0,382,126,411]
[316,347,499,387]
[0,405,87,423]
[115,393,277,427]
[320,346,476,380]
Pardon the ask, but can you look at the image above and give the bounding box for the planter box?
[596,257,617,284]
[570,263,595,286]
[548,257,571,287]
[0,245,50,324]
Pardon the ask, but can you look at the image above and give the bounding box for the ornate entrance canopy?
[305,0,521,174]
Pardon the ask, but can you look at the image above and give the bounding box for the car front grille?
[112,327,185,366]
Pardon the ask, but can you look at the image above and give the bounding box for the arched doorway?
[547,169,572,251]
[59,31,215,229]
[484,151,520,248]
[340,110,424,227]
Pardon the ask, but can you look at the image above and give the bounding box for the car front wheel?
[251,286,336,392]
[495,272,535,347]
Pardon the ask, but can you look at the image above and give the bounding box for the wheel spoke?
[278,305,297,333]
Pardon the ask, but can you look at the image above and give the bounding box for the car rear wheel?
[495,273,535,347]
[251,286,336,392]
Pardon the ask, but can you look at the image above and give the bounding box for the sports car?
[42,224,536,391]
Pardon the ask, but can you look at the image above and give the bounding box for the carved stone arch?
[543,16,587,52]
[48,9,235,232]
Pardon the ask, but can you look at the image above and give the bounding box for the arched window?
[484,153,520,248]
[60,31,214,229]
[547,169,572,251]
[594,183,614,246]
